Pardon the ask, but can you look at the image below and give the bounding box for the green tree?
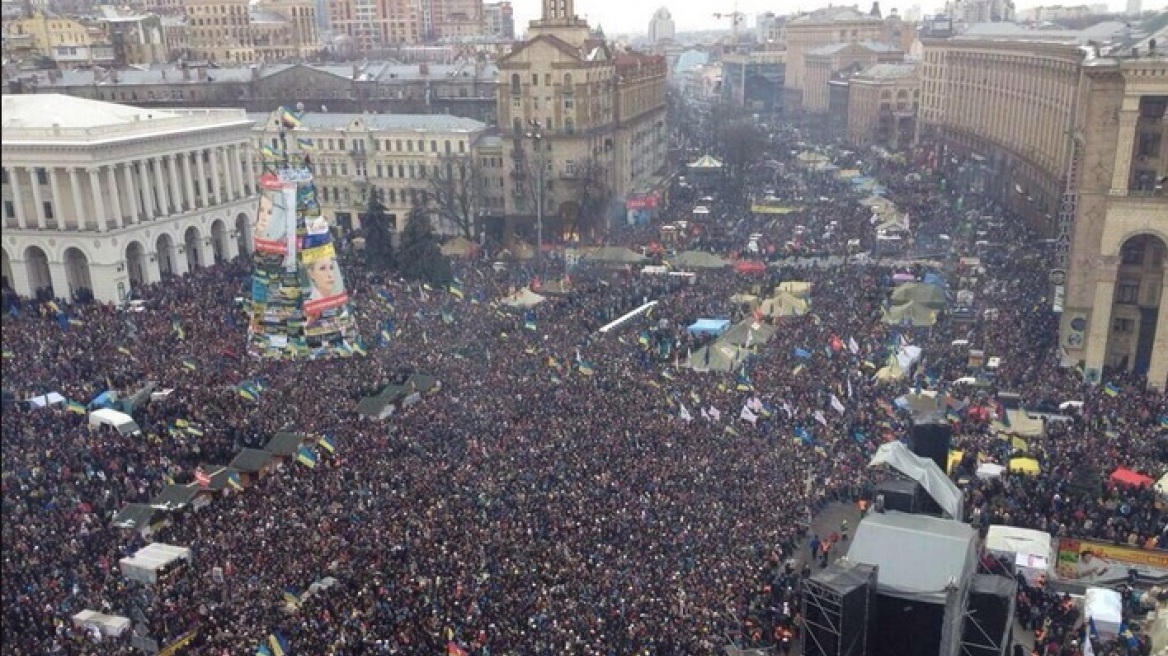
[396,204,452,285]
[362,189,396,272]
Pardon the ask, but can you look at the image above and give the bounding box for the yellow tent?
[730,293,760,306]
[875,362,906,381]
[440,236,477,257]
[948,450,964,475]
[775,281,812,299]
[1008,457,1041,476]
[759,292,809,318]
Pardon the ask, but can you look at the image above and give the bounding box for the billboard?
[1055,538,1168,584]
[253,175,297,266]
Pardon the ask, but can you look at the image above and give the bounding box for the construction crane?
[712,0,745,46]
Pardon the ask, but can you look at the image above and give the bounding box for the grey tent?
[230,448,275,474]
[150,484,200,510]
[891,282,948,309]
[719,320,777,347]
[264,431,308,458]
[198,465,241,492]
[670,250,729,269]
[758,292,809,318]
[112,503,167,533]
[583,246,647,264]
[404,374,440,395]
[356,385,407,419]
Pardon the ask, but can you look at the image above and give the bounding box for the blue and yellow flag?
[296,446,317,468]
[65,400,87,415]
[524,311,537,331]
[318,433,336,454]
[296,137,315,151]
[282,588,300,606]
[186,425,204,437]
[240,388,257,401]
[578,361,595,376]
[448,284,464,300]
[117,346,132,356]
[268,632,289,656]
[182,360,198,371]
[227,471,243,491]
[256,645,273,656]
[1103,382,1120,397]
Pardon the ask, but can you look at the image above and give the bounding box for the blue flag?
[794,347,812,359]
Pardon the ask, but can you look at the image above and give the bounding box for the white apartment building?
[2,94,256,303]
[249,110,489,235]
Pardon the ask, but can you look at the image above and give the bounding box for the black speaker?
[911,414,951,473]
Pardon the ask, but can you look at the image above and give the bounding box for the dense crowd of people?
[1,116,1164,656]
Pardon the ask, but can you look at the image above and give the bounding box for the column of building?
[1109,96,1140,195]
[1147,268,1168,391]
[1083,255,1120,381]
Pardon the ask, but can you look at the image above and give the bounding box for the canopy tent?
[719,320,777,347]
[27,392,65,408]
[112,503,167,535]
[497,242,534,261]
[895,390,940,415]
[796,151,829,167]
[150,484,201,511]
[868,441,963,520]
[1008,457,1041,476]
[264,431,308,458]
[837,169,863,180]
[1084,588,1123,640]
[229,448,275,474]
[88,408,141,435]
[583,246,647,264]
[758,292,809,318]
[882,301,938,327]
[688,342,750,372]
[72,610,131,639]
[859,195,894,210]
[687,154,723,170]
[774,281,812,298]
[120,543,192,584]
[891,282,949,309]
[356,385,407,420]
[440,236,477,257]
[501,288,547,308]
[1110,467,1154,487]
[977,463,1006,479]
[687,318,731,337]
[1157,472,1168,496]
[404,373,440,395]
[985,525,1054,584]
[669,250,729,269]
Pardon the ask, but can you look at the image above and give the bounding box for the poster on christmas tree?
[246,155,361,359]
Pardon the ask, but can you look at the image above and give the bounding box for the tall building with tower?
[648,7,675,44]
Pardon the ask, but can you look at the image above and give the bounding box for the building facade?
[249,109,488,235]
[720,51,786,112]
[919,29,1168,388]
[3,13,115,67]
[783,6,893,94]
[183,0,320,63]
[496,0,668,240]
[802,41,902,113]
[1,95,256,303]
[483,1,515,40]
[648,7,675,45]
[845,62,919,148]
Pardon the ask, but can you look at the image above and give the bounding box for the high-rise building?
[483,1,515,40]
[648,7,675,44]
[328,0,422,51]
[784,6,902,95]
[918,25,1168,388]
[1,95,256,302]
[183,0,321,63]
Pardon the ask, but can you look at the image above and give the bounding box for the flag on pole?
[813,410,828,427]
[848,336,860,354]
[283,588,301,606]
[679,404,693,423]
[227,471,243,491]
[707,406,722,422]
[318,433,336,453]
[740,406,758,425]
[794,426,813,445]
[296,446,317,468]
[182,360,198,371]
[268,632,289,656]
[1103,382,1120,397]
[830,394,846,414]
[65,400,87,414]
[577,361,595,376]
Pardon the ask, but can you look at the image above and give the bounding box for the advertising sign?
[1055,538,1168,584]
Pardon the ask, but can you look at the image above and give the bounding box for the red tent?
[1110,467,1153,487]
[734,260,767,275]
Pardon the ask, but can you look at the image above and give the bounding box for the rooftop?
[2,93,176,129]
[808,40,902,56]
[953,19,1135,43]
[2,94,250,144]
[854,62,919,80]
[248,111,488,133]
[792,6,885,24]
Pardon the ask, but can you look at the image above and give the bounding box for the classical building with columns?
[1,94,256,304]
[919,24,1168,387]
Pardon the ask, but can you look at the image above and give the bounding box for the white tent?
[1157,471,1168,496]
[1084,588,1123,640]
[500,288,546,308]
[119,543,192,584]
[976,463,1006,480]
[88,408,141,435]
[993,410,1045,438]
[868,441,964,521]
[985,525,1054,585]
[27,392,65,408]
[71,610,131,638]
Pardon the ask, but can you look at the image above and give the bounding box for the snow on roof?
[808,40,901,56]
[1,94,177,129]
[247,111,487,133]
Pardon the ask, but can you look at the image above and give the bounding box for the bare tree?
[426,154,484,240]
[563,157,611,240]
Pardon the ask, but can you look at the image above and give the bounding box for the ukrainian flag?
[724,426,740,437]
[260,144,277,158]
[352,341,367,356]
[65,400,87,415]
[282,588,300,606]
[793,364,805,376]
[318,433,336,454]
[182,360,198,371]
[227,471,243,491]
[380,329,393,344]
[1160,416,1168,429]
[448,285,464,300]
[256,645,273,656]
[638,332,650,347]
[268,632,289,656]
[163,473,175,486]
[175,418,190,428]
[1103,382,1120,397]
[296,137,315,151]
[240,388,257,401]
[67,318,85,326]
[117,346,132,356]
[186,425,204,437]
[577,361,595,376]
[296,446,317,468]
[422,283,433,291]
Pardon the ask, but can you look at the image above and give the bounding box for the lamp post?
[524,119,545,268]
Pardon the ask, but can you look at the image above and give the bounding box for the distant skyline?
[509,0,1150,36]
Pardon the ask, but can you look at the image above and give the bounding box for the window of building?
[396,139,403,151]
[0,169,7,183]
[338,139,346,151]
[458,141,465,153]
[510,73,521,95]
[417,139,424,152]
[430,140,437,152]
[565,118,575,134]
[321,187,329,203]
[532,73,539,86]
[1137,131,1161,158]
[1121,240,1145,265]
[377,164,384,177]
[340,164,348,176]
[407,141,413,152]
[35,168,47,185]
[389,189,397,203]
[1116,281,1140,304]
[444,140,452,154]
[3,201,13,218]
[564,160,577,177]
[398,165,405,177]
[408,164,415,178]
[1112,317,1134,333]
[373,140,380,152]
[327,139,334,150]
[545,73,551,86]
[43,201,53,219]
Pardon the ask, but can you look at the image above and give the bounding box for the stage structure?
[802,562,878,656]
[246,107,361,359]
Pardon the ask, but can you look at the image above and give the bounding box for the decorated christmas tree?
[246,107,362,359]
